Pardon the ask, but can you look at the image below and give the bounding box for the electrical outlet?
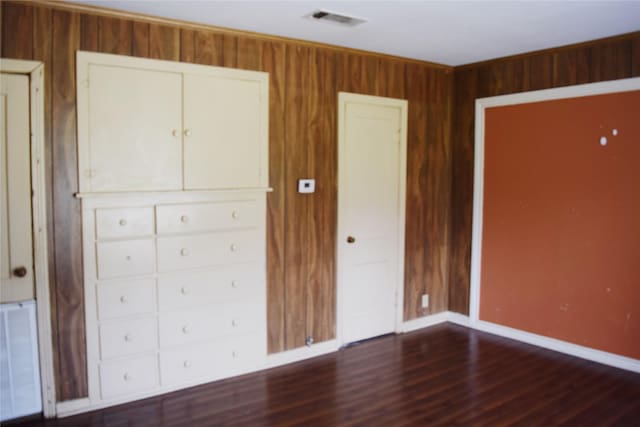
[421,294,429,308]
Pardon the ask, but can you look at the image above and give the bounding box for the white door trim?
[336,92,408,347]
[1,58,56,417]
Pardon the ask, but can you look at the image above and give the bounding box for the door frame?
[1,59,56,416]
[336,92,408,347]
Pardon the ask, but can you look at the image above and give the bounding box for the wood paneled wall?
[448,33,640,314]
[1,1,453,401]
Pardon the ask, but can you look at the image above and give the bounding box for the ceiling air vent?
[305,9,367,27]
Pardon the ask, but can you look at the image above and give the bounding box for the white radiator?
[0,300,42,421]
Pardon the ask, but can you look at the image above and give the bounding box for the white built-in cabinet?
[77,51,268,193]
[74,51,269,413]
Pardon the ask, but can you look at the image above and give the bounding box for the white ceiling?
[72,1,640,66]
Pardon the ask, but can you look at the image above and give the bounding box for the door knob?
[13,266,27,277]
[346,236,356,244]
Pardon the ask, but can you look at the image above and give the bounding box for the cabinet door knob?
[124,333,133,342]
[119,219,127,226]
[184,129,192,137]
[180,215,189,223]
[123,373,132,381]
[180,248,190,257]
[232,350,238,358]
[346,236,356,244]
[230,244,238,252]
[231,280,238,289]
[172,129,179,137]
[182,325,190,334]
[180,286,189,295]
[13,266,27,278]
[231,210,240,220]
[125,255,132,261]
[183,360,192,368]
[232,319,239,327]
[120,295,127,304]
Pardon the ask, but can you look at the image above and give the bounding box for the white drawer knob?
[183,360,192,368]
[182,325,190,334]
[180,248,190,257]
[231,210,240,220]
[232,350,238,358]
[180,286,189,295]
[180,215,189,223]
[123,373,132,381]
[125,255,132,261]
[231,280,238,289]
[124,333,133,342]
[230,244,238,252]
[120,295,127,303]
[232,319,239,327]
[184,129,192,137]
[119,219,127,226]
[172,129,179,137]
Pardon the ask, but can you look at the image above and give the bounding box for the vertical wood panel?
[132,22,150,58]
[403,63,429,319]
[283,45,310,349]
[237,37,262,70]
[149,24,179,61]
[51,9,87,400]
[223,35,238,68]
[263,41,287,353]
[2,1,33,59]
[306,48,337,343]
[80,14,99,52]
[97,16,132,55]
[193,30,223,66]
[179,29,195,63]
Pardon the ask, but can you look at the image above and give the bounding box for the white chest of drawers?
[80,191,267,409]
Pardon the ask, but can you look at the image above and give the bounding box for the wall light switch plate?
[298,179,315,193]
[421,294,429,308]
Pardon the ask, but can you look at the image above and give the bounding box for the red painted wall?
[480,89,640,359]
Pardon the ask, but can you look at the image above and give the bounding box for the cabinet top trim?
[77,51,269,82]
[75,188,274,199]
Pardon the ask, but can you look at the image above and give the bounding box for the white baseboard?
[471,319,640,374]
[400,311,450,332]
[447,312,471,327]
[266,339,339,369]
[56,398,90,417]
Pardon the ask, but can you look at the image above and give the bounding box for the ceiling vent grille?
[306,10,367,27]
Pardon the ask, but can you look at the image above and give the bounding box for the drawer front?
[158,302,262,348]
[157,267,262,312]
[96,207,154,239]
[99,355,159,399]
[156,200,259,235]
[160,334,265,387]
[97,278,155,320]
[156,230,260,273]
[96,239,155,279]
[99,317,158,360]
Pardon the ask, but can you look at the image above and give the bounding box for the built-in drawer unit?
[157,267,260,312]
[96,239,155,279]
[156,200,259,234]
[99,317,158,360]
[156,230,260,272]
[97,278,155,320]
[158,301,262,348]
[99,355,159,399]
[96,207,154,239]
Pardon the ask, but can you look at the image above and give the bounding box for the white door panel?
[0,73,34,303]
[183,74,262,189]
[338,94,407,345]
[87,65,183,191]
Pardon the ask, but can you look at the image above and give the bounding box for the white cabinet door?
[183,74,263,189]
[86,65,183,192]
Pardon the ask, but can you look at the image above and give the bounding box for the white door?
[338,93,408,345]
[183,74,263,190]
[1,73,34,303]
[85,65,183,192]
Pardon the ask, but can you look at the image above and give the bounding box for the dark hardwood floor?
[12,324,640,426]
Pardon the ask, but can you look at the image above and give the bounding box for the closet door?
[86,66,183,192]
[183,74,263,189]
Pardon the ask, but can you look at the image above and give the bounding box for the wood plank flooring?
[12,324,640,426]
